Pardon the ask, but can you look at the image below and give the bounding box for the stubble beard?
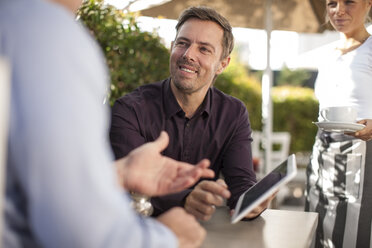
[172,76,197,94]
[170,57,200,94]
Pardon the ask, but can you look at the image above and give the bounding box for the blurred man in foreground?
[0,0,214,247]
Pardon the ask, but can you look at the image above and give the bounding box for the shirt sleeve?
[110,98,147,159]
[222,103,257,209]
[110,97,190,216]
[150,190,193,216]
[4,4,177,247]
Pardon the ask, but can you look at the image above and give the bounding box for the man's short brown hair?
[176,6,234,60]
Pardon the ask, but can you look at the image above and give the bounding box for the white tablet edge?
[231,154,297,224]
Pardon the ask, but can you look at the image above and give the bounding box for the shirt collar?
[163,78,211,119]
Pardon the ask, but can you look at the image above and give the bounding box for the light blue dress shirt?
[0,0,177,247]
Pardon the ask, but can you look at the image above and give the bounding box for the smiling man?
[110,6,268,221]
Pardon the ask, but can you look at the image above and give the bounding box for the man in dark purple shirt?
[110,6,269,221]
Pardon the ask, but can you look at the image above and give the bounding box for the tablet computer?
[231,154,297,224]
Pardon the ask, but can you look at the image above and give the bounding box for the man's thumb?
[154,131,169,152]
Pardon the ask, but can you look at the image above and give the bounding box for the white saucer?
[313,121,365,133]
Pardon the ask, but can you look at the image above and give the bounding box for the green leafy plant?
[277,65,311,87]
[272,86,318,152]
[78,0,170,105]
[215,55,319,153]
[215,54,263,130]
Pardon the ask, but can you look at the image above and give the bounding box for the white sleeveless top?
[315,36,372,121]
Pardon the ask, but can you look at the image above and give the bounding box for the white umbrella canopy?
[139,0,333,173]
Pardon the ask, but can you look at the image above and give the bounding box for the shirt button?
[186,123,190,127]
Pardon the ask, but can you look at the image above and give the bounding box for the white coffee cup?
[320,106,357,123]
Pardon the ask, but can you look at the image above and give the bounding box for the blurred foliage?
[215,54,263,130]
[215,56,318,153]
[277,65,312,87]
[273,86,318,152]
[78,0,170,105]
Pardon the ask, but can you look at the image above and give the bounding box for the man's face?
[170,18,229,94]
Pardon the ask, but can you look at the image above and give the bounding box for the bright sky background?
[105,0,371,70]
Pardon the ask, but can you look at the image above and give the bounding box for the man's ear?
[216,56,231,75]
[170,41,174,52]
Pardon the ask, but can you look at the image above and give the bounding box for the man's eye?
[176,41,187,46]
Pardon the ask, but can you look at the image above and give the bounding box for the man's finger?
[199,181,231,199]
[153,131,169,152]
[195,159,211,169]
[216,179,228,188]
[189,186,223,206]
[176,161,214,180]
[195,160,214,178]
[168,178,195,193]
[188,195,215,214]
[185,196,215,221]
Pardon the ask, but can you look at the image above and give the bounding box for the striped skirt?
[305,131,372,248]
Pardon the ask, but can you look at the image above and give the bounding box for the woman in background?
[305,0,372,247]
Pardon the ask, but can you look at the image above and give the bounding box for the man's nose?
[183,45,197,61]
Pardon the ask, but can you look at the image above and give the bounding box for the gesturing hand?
[115,131,214,196]
[184,179,231,221]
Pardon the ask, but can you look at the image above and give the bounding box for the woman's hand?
[351,119,372,141]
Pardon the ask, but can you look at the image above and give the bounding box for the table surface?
[200,207,318,248]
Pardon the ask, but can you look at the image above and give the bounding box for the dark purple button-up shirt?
[110,78,256,216]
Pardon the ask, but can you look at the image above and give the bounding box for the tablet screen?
[231,154,296,224]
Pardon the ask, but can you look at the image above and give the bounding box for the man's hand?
[157,207,206,248]
[238,192,277,219]
[115,131,214,196]
[351,119,372,141]
[184,179,231,221]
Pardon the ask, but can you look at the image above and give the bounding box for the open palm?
[116,131,214,196]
